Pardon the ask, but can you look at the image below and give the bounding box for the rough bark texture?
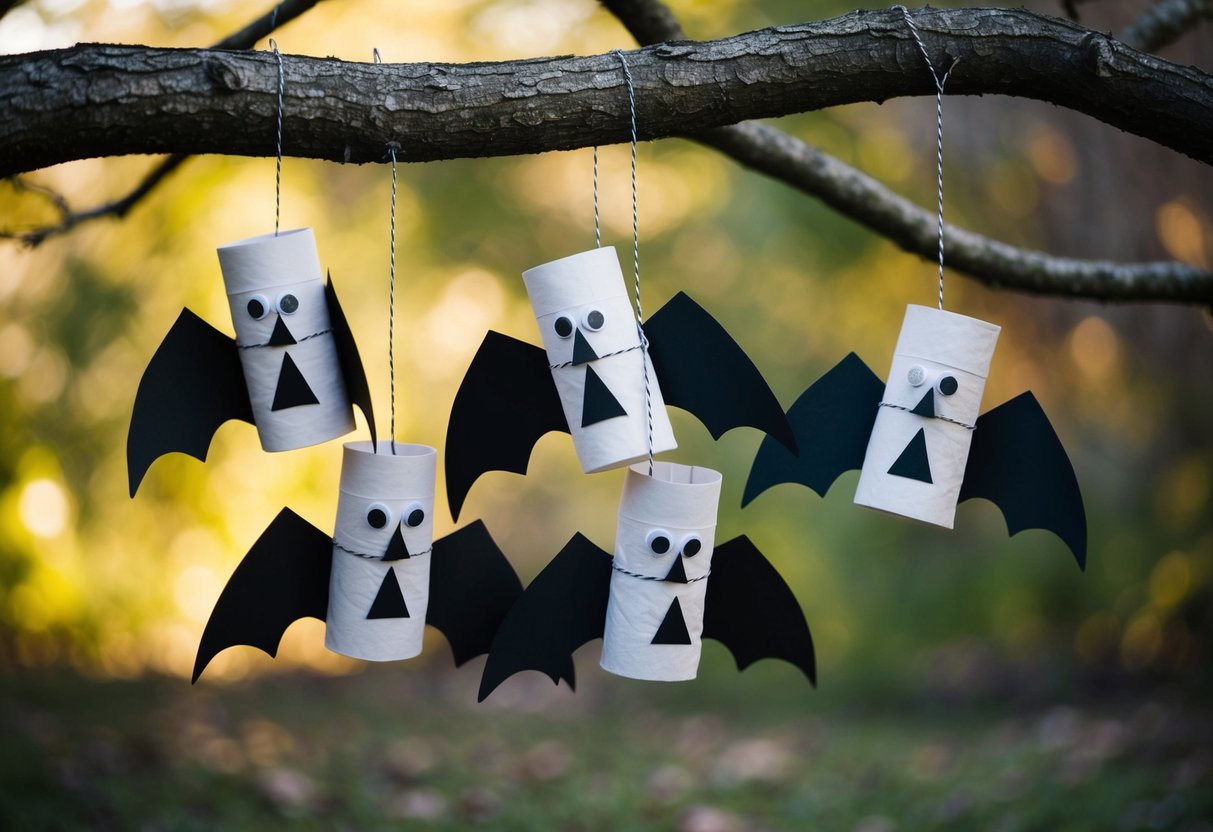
[3,6,1212,179]
[602,0,1213,305]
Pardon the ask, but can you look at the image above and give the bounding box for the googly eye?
[680,535,703,558]
[403,501,426,528]
[582,309,605,332]
[937,375,959,396]
[645,529,672,556]
[277,292,300,315]
[907,365,926,387]
[246,294,271,320]
[366,503,391,530]
[553,315,574,338]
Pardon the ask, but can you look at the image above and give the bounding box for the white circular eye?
[277,292,300,315]
[553,315,574,338]
[403,501,426,528]
[582,309,605,332]
[680,535,703,558]
[645,529,672,556]
[366,503,391,530]
[246,294,271,320]
[936,375,959,397]
[907,365,926,387]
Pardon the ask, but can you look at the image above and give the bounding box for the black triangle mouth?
[270,353,320,411]
[366,567,410,619]
[651,597,692,645]
[580,365,628,427]
[887,427,933,484]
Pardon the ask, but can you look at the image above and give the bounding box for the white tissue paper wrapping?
[217,228,354,451]
[325,441,437,662]
[600,461,722,681]
[523,247,676,473]
[854,304,1001,528]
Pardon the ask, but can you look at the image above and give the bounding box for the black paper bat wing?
[645,292,797,454]
[703,535,816,685]
[325,275,377,449]
[478,533,612,701]
[127,308,254,497]
[445,331,568,521]
[426,519,524,667]
[192,507,332,683]
[959,392,1087,569]
[742,352,884,507]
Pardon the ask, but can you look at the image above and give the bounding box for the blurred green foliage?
[0,0,1209,764]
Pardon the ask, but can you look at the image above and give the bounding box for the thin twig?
[1,0,324,247]
[1121,0,1213,52]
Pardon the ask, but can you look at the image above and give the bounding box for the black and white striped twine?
[894,6,956,311]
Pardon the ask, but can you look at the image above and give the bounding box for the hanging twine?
[894,6,957,311]
[269,39,284,237]
[612,49,654,477]
[593,144,601,248]
[374,48,400,456]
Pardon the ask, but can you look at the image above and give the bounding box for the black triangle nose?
[910,387,936,418]
[663,556,688,584]
[383,525,411,561]
[571,328,599,365]
[268,316,297,346]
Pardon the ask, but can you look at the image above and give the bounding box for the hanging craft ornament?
[444,49,797,520]
[127,42,375,495]
[477,461,816,699]
[476,52,813,700]
[744,7,1086,568]
[192,442,523,680]
[521,49,671,476]
[193,104,524,680]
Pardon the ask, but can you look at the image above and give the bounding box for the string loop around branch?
[893,6,957,310]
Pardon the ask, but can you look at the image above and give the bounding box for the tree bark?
[3,6,1212,179]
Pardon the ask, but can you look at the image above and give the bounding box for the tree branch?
[601,0,1213,305]
[1121,0,1213,53]
[2,7,1212,180]
[1,0,324,246]
[699,122,1211,304]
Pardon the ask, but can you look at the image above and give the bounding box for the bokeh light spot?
[1068,316,1120,381]
[1149,551,1190,611]
[1156,200,1209,267]
[1027,126,1076,185]
[18,478,71,538]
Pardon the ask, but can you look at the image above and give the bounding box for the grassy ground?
[1,649,1210,832]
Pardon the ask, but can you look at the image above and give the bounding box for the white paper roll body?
[217,228,355,452]
[325,442,437,662]
[523,247,676,473]
[854,305,1001,528]
[600,461,722,681]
